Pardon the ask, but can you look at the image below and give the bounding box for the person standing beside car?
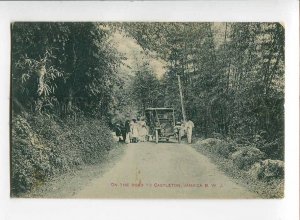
[138,117,148,142]
[185,119,194,144]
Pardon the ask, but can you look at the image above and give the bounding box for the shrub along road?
[74,141,259,199]
[22,143,126,198]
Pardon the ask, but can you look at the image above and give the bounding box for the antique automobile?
[145,108,182,144]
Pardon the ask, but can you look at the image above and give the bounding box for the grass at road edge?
[21,143,126,198]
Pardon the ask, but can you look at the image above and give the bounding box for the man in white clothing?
[185,120,194,144]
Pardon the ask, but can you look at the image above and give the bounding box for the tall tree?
[12,22,123,119]
[131,62,163,114]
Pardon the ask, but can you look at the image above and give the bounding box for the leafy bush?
[11,114,49,193]
[216,142,237,158]
[251,134,284,160]
[11,113,114,196]
[196,138,222,152]
[249,159,284,181]
[210,132,224,139]
[230,146,265,170]
[72,118,113,164]
[196,138,237,158]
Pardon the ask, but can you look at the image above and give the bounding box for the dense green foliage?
[125,22,284,159]
[11,23,124,195]
[12,22,284,142]
[250,159,284,181]
[12,23,123,118]
[11,113,113,195]
[131,62,163,113]
[231,147,266,170]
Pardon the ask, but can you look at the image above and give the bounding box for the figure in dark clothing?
[115,123,123,142]
[121,123,126,143]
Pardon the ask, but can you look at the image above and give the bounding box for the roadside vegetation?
[11,23,128,196]
[11,113,116,196]
[192,136,284,198]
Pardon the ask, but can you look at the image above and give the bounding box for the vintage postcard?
[10,22,285,199]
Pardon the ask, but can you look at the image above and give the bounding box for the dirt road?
[74,141,259,199]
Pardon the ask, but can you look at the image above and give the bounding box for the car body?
[145,108,181,143]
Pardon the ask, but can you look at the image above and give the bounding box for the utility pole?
[177,74,186,122]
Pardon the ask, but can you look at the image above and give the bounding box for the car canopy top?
[145,108,175,121]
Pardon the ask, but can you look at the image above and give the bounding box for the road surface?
[74,141,259,199]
